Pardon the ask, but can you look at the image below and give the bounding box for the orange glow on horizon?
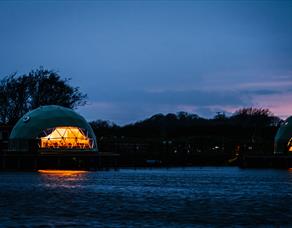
[38,170,88,176]
[39,126,93,149]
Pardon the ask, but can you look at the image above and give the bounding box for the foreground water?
[0,167,292,227]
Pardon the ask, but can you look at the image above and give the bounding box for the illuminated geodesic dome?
[274,116,292,154]
[9,105,97,152]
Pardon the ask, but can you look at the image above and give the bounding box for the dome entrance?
[39,126,94,149]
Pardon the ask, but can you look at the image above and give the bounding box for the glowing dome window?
[39,127,94,149]
[288,138,292,152]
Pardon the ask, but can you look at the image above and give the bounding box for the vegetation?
[0,67,285,166]
[0,67,87,125]
[89,108,282,166]
[90,108,281,139]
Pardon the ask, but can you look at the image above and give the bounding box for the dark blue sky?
[0,1,291,124]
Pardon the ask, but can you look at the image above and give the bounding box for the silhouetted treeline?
[91,108,281,139]
[90,108,282,166]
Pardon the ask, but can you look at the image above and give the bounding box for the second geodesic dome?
[274,116,292,154]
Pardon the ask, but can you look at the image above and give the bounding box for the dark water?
[0,167,292,227]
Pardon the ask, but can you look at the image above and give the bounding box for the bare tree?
[0,67,87,125]
[231,107,281,127]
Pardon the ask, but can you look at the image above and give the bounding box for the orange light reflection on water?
[38,170,88,176]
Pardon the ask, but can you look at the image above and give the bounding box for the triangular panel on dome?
[39,126,94,149]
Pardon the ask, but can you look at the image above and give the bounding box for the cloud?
[1,1,291,124]
[241,89,282,96]
[90,88,248,106]
[77,89,246,124]
[238,80,292,89]
[251,92,292,119]
[78,101,169,125]
[79,78,292,124]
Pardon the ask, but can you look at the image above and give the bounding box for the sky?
[0,1,291,125]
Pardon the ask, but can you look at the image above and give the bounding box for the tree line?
[90,108,281,140]
[0,68,284,158]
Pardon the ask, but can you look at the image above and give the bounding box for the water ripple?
[0,167,292,226]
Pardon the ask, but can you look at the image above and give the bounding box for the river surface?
[0,167,292,227]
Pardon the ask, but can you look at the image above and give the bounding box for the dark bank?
[0,105,291,170]
[0,69,291,170]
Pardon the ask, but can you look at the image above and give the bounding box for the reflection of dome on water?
[9,105,97,152]
[274,116,292,154]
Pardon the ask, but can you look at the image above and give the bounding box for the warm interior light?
[38,169,88,176]
[288,138,292,152]
[39,126,93,149]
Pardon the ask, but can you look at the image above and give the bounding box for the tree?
[231,107,281,127]
[90,120,118,137]
[177,111,200,121]
[213,112,227,121]
[0,67,87,125]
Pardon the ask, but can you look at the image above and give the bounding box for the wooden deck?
[0,150,119,171]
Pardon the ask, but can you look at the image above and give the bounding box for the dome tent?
[274,116,292,154]
[9,105,97,153]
